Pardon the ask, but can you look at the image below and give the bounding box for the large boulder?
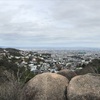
[57,69,77,81]
[67,73,100,100]
[21,73,69,100]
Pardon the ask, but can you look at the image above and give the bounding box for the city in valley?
[0,48,100,74]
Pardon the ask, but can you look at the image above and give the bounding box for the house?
[29,64,37,71]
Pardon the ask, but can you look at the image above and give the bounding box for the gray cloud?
[0,0,100,48]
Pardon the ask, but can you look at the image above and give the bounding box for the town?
[0,48,100,74]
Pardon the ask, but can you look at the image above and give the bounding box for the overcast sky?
[0,0,100,48]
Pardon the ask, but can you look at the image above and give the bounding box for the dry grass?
[0,70,22,100]
[0,81,21,100]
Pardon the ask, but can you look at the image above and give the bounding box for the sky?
[0,0,100,48]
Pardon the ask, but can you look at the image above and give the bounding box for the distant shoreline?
[0,46,100,51]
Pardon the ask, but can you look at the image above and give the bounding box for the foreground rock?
[67,73,100,100]
[57,69,77,81]
[21,73,69,100]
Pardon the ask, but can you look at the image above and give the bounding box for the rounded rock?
[21,73,69,100]
[67,73,100,100]
[57,69,77,81]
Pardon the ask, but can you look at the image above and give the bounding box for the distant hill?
[5,48,21,52]
[0,48,4,53]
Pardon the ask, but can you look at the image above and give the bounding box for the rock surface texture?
[67,73,100,100]
[21,73,69,100]
[57,69,77,81]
